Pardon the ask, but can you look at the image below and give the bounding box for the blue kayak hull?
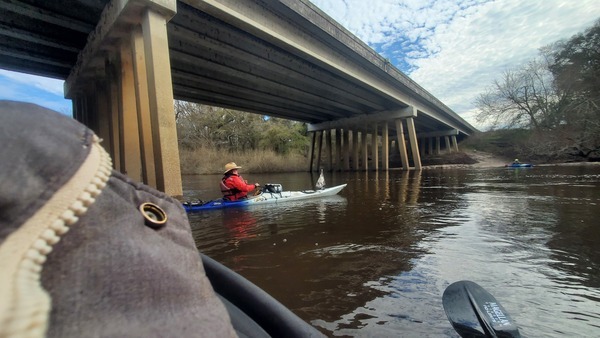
[505,163,533,168]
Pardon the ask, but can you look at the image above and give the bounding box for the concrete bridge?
[0,0,477,197]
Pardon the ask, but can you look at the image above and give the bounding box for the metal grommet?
[139,202,167,229]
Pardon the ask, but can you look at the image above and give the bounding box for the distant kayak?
[183,184,347,212]
[505,163,533,168]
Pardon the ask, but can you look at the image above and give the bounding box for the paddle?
[443,281,521,338]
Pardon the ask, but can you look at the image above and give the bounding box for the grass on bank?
[179,147,308,175]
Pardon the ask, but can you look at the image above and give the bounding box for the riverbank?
[422,150,600,169]
[180,146,599,174]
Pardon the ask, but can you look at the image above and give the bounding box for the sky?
[0,70,71,115]
[1,0,599,129]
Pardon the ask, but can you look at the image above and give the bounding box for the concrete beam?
[406,117,421,170]
[168,15,389,112]
[142,8,182,196]
[65,0,177,98]
[307,107,417,132]
[182,0,477,134]
[417,129,459,138]
[182,0,434,112]
[395,119,409,170]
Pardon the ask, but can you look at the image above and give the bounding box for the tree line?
[475,19,600,162]
[175,101,310,155]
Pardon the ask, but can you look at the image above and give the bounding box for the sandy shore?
[465,150,511,168]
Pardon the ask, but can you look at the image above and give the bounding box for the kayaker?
[221,162,260,201]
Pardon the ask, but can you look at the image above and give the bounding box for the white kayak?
[183,184,347,212]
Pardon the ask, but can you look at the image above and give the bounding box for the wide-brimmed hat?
[224,162,242,174]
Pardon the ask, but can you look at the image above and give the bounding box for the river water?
[183,165,600,337]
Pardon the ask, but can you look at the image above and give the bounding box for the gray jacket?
[0,100,236,337]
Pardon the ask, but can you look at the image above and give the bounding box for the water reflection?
[186,166,600,337]
[221,209,259,247]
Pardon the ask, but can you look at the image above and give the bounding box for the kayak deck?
[183,184,347,212]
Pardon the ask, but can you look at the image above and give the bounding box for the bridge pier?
[308,108,423,172]
[382,122,390,170]
[417,130,461,157]
[361,130,368,171]
[66,0,182,197]
[372,123,379,171]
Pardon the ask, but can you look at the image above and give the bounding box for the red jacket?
[221,174,256,201]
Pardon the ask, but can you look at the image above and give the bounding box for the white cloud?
[2,2,598,129]
[309,0,600,130]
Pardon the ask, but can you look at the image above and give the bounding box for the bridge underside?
[1,0,477,196]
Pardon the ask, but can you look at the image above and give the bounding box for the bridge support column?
[428,137,434,155]
[395,119,409,170]
[352,129,359,171]
[445,136,451,153]
[118,39,143,183]
[382,122,389,171]
[372,123,379,171]
[343,129,350,171]
[308,131,316,172]
[315,130,324,172]
[406,116,421,170]
[95,80,112,157]
[361,131,368,171]
[335,128,342,171]
[452,135,459,152]
[325,129,333,171]
[65,0,180,196]
[142,8,182,196]
[106,60,121,171]
[131,27,156,188]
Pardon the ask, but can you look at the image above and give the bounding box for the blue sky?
[0,70,72,115]
[310,0,599,129]
[1,0,599,128]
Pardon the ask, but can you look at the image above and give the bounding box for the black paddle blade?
[442,281,521,338]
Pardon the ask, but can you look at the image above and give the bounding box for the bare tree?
[475,58,565,130]
[473,20,600,161]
